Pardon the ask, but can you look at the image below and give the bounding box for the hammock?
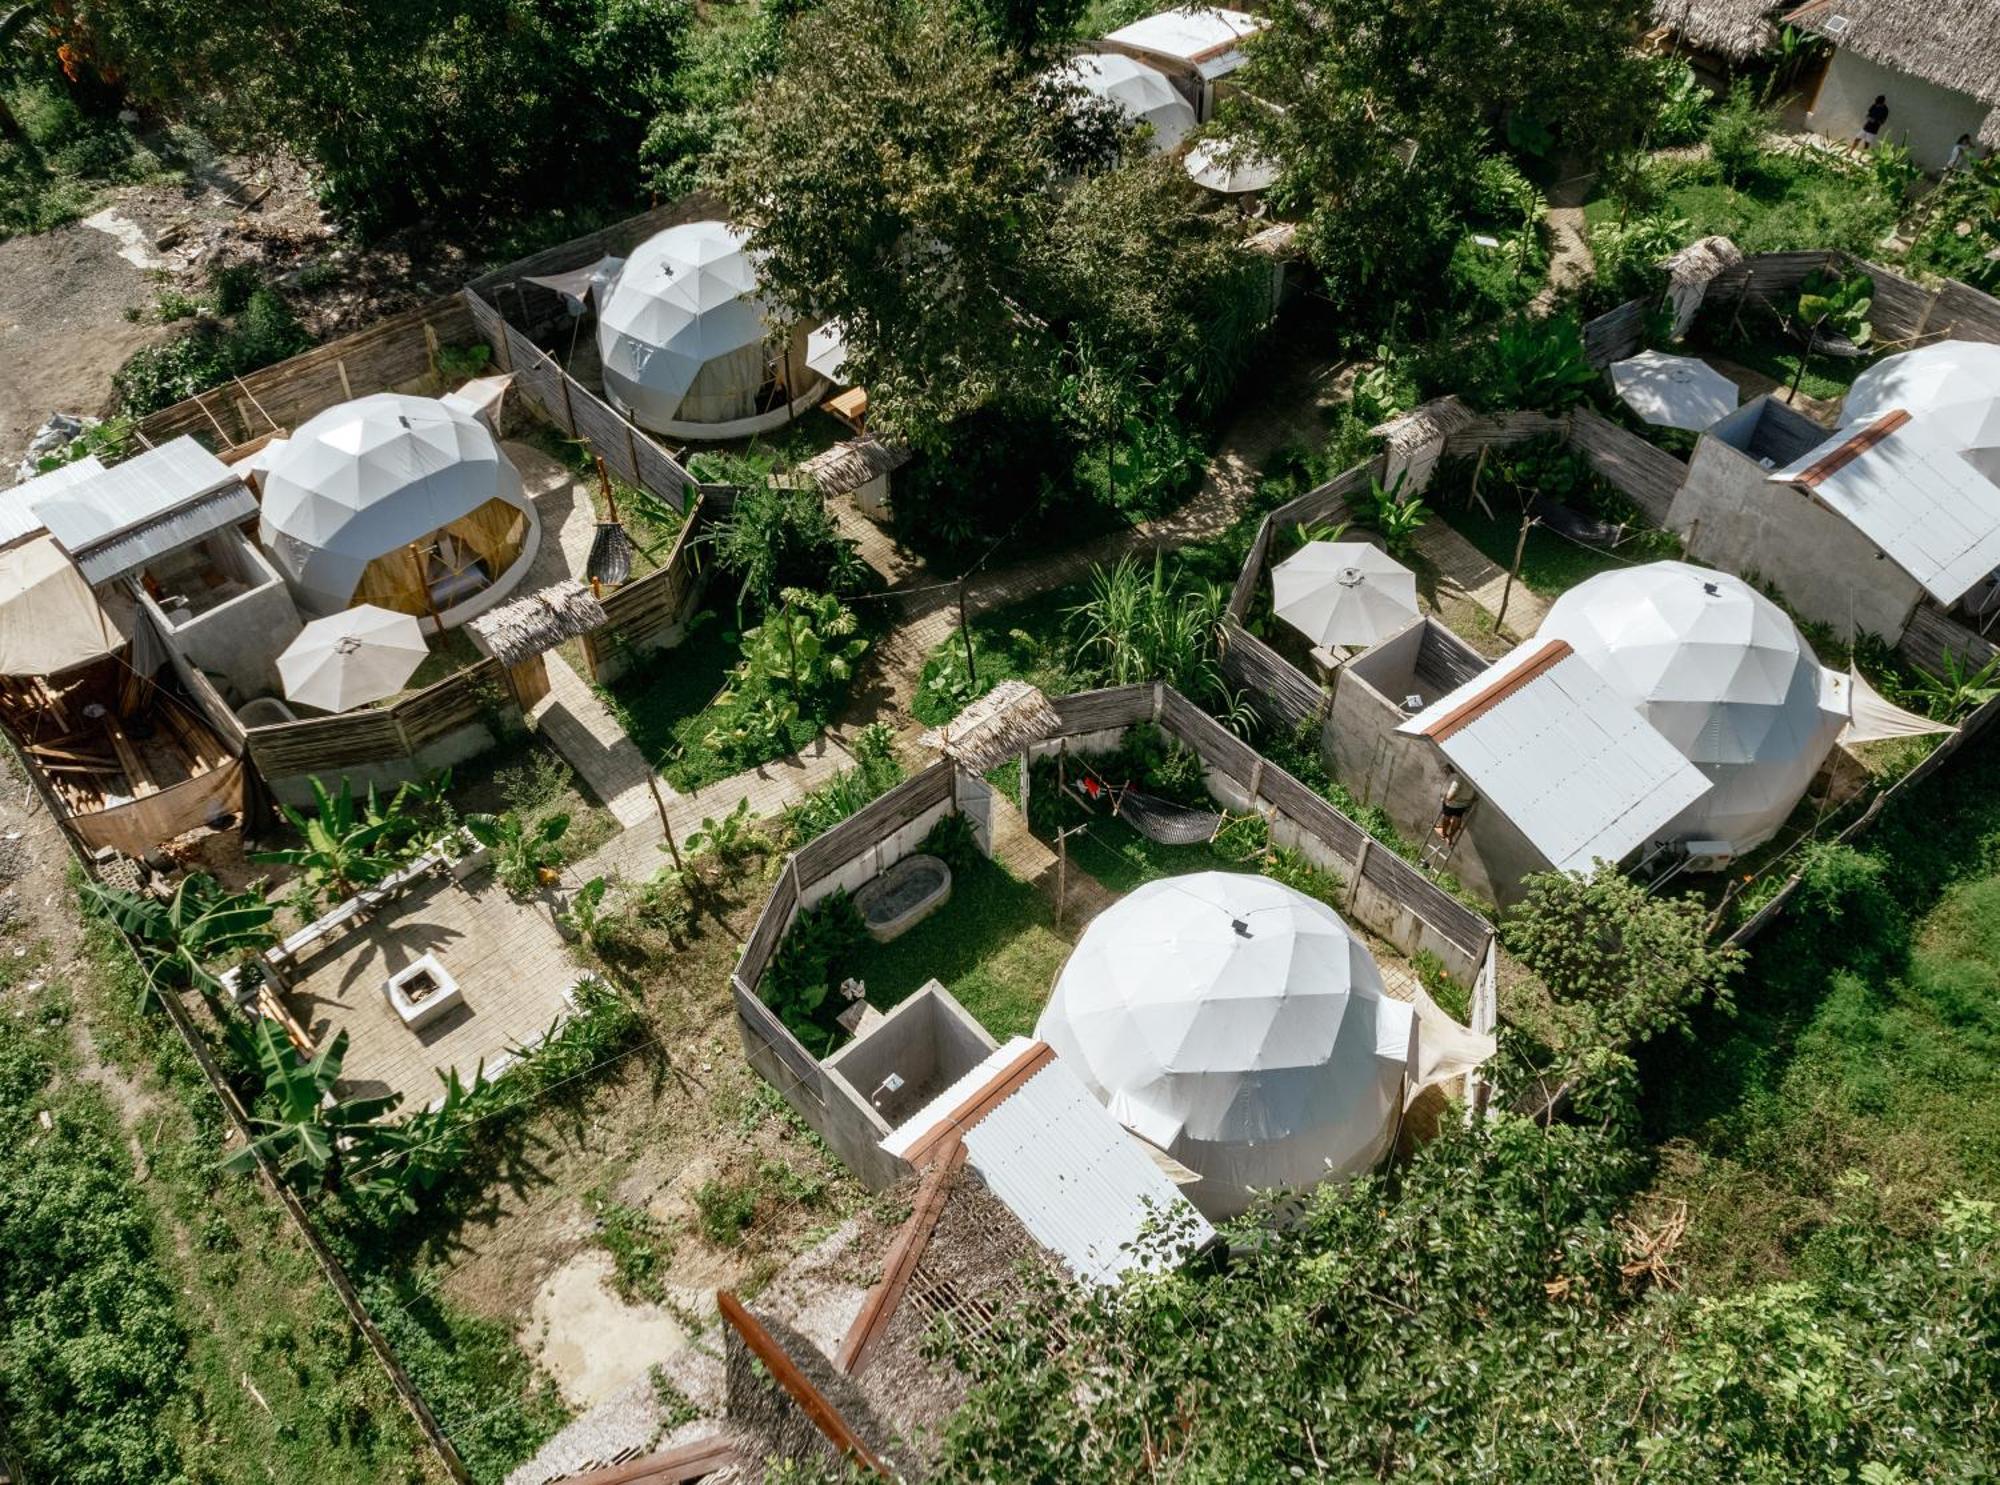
[1068,766,1227,846]
[1528,495,1628,550]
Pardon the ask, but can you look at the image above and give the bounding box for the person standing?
[1849,94,1890,153]
[1948,133,1976,172]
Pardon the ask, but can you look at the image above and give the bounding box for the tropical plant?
[465,809,571,897]
[390,766,457,849]
[345,1064,487,1213]
[1069,551,1225,700]
[733,589,869,701]
[1651,59,1710,147]
[1357,471,1430,559]
[1870,139,1921,204]
[221,1022,401,1191]
[785,725,905,844]
[919,811,981,872]
[1349,350,1418,427]
[556,876,612,952]
[764,890,868,1044]
[685,796,756,865]
[1589,210,1691,305]
[253,776,402,908]
[1706,79,1777,186]
[1293,518,1352,549]
[1796,267,1874,346]
[1477,313,1600,412]
[702,693,800,763]
[80,872,278,1005]
[1910,650,2000,722]
[705,479,865,617]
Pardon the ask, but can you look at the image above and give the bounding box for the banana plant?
[344,1063,488,1211]
[465,809,571,897]
[556,876,612,951]
[82,872,277,1006]
[221,1022,401,1192]
[253,776,402,909]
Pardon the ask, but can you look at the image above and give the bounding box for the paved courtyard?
[281,870,585,1108]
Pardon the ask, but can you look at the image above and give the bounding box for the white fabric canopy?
[0,534,132,676]
[1054,53,1196,154]
[1828,665,1959,746]
[1036,872,1417,1221]
[1538,562,1848,854]
[1184,136,1279,193]
[1611,351,1739,431]
[523,253,622,314]
[277,604,429,713]
[257,393,531,619]
[1272,541,1418,649]
[1840,340,2000,428]
[596,221,774,431]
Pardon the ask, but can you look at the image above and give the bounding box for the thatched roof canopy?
[467,580,607,666]
[1786,0,2000,128]
[798,437,911,498]
[1370,395,1475,456]
[1652,0,1784,60]
[919,680,1063,773]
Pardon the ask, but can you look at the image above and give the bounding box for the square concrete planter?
[385,953,463,1031]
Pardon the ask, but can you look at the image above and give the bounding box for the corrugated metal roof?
[882,1037,1215,1285]
[1400,641,1711,873]
[69,484,259,584]
[32,437,241,557]
[1,455,105,548]
[1771,412,2000,605]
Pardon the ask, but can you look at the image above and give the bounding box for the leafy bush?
[1589,209,1690,305]
[693,1170,760,1247]
[784,723,904,844]
[920,811,982,872]
[764,891,868,1046]
[1796,267,1873,346]
[1651,60,1711,147]
[1706,80,1777,187]
[1468,314,1599,412]
[112,282,311,415]
[1069,552,1226,702]
[706,480,866,617]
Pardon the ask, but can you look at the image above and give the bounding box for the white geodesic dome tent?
[1538,562,1847,855]
[595,220,817,439]
[257,392,536,626]
[1839,340,2000,428]
[1055,53,1197,154]
[1036,872,1417,1221]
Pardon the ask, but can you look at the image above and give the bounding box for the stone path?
[1410,519,1551,642]
[532,655,663,828]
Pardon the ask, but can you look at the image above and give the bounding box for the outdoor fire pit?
[385,953,464,1031]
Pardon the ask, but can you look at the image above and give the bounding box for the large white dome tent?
[595,220,821,440]
[1052,52,1198,155]
[1035,871,1417,1221]
[1536,562,1848,855]
[257,392,538,628]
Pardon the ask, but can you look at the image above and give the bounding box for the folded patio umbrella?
[1611,350,1739,432]
[278,604,430,713]
[1272,541,1419,649]
[1183,137,1280,194]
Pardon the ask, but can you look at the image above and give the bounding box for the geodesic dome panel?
[1537,562,1847,854]
[257,392,530,620]
[596,220,780,431]
[1056,53,1197,154]
[1035,872,1415,1221]
[1840,340,2000,428]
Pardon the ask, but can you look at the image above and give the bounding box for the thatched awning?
[467,581,608,667]
[799,437,911,498]
[1245,221,1300,259]
[1370,395,1475,456]
[1652,0,1783,60]
[919,680,1063,774]
[1785,0,2000,121]
[1662,235,1746,337]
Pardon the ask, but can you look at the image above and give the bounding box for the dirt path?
[1533,163,1598,312]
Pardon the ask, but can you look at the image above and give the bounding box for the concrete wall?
[1807,49,1993,170]
[137,536,303,702]
[825,982,996,1135]
[1667,400,1924,642]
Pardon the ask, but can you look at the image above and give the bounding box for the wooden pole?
[1788,318,1821,405]
[958,577,977,687]
[1467,442,1494,520]
[1496,515,1533,636]
[647,772,683,871]
[596,454,619,523]
[412,541,446,634]
[1056,746,1068,928]
[716,1292,888,1477]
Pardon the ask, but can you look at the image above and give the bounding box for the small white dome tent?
[257,393,537,628]
[1035,872,1417,1221]
[595,220,819,440]
[1054,53,1198,154]
[1537,562,1847,855]
[1839,339,2000,428]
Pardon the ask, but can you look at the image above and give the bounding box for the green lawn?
[1581,152,1898,261]
[1443,502,1681,599]
[1644,743,2000,1291]
[1061,812,1259,895]
[912,585,1083,728]
[842,853,1075,1039]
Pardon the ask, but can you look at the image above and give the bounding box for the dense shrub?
[113,284,311,415]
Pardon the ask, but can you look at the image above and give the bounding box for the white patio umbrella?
[1610,350,1739,431]
[1184,137,1280,194]
[1272,541,1419,649]
[805,320,850,384]
[278,604,430,713]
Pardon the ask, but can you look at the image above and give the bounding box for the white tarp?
[1398,638,1713,873]
[277,604,430,713]
[1840,340,2000,428]
[1770,409,2000,606]
[1272,540,1419,649]
[596,221,773,430]
[1610,350,1739,431]
[1829,665,1959,746]
[523,254,622,314]
[1538,562,1848,855]
[1035,872,1422,1221]
[257,392,532,618]
[1052,53,1197,154]
[0,533,133,676]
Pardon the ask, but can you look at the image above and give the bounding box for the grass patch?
[912,586,1083,728]
[1443,501,1681,598]
[586,1190,676,1304]
[1059,812,1254,896]
[1583,151,1898,261]
[1689,319,1873,404]
[841,852,1074,1038]
[596,623,768,789]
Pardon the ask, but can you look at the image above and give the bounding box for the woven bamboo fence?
[245,658,509,781]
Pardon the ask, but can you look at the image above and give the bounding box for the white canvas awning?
[1771,409,2000,606]
[1398,638,1712,873]
[1826,665,1958,746]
